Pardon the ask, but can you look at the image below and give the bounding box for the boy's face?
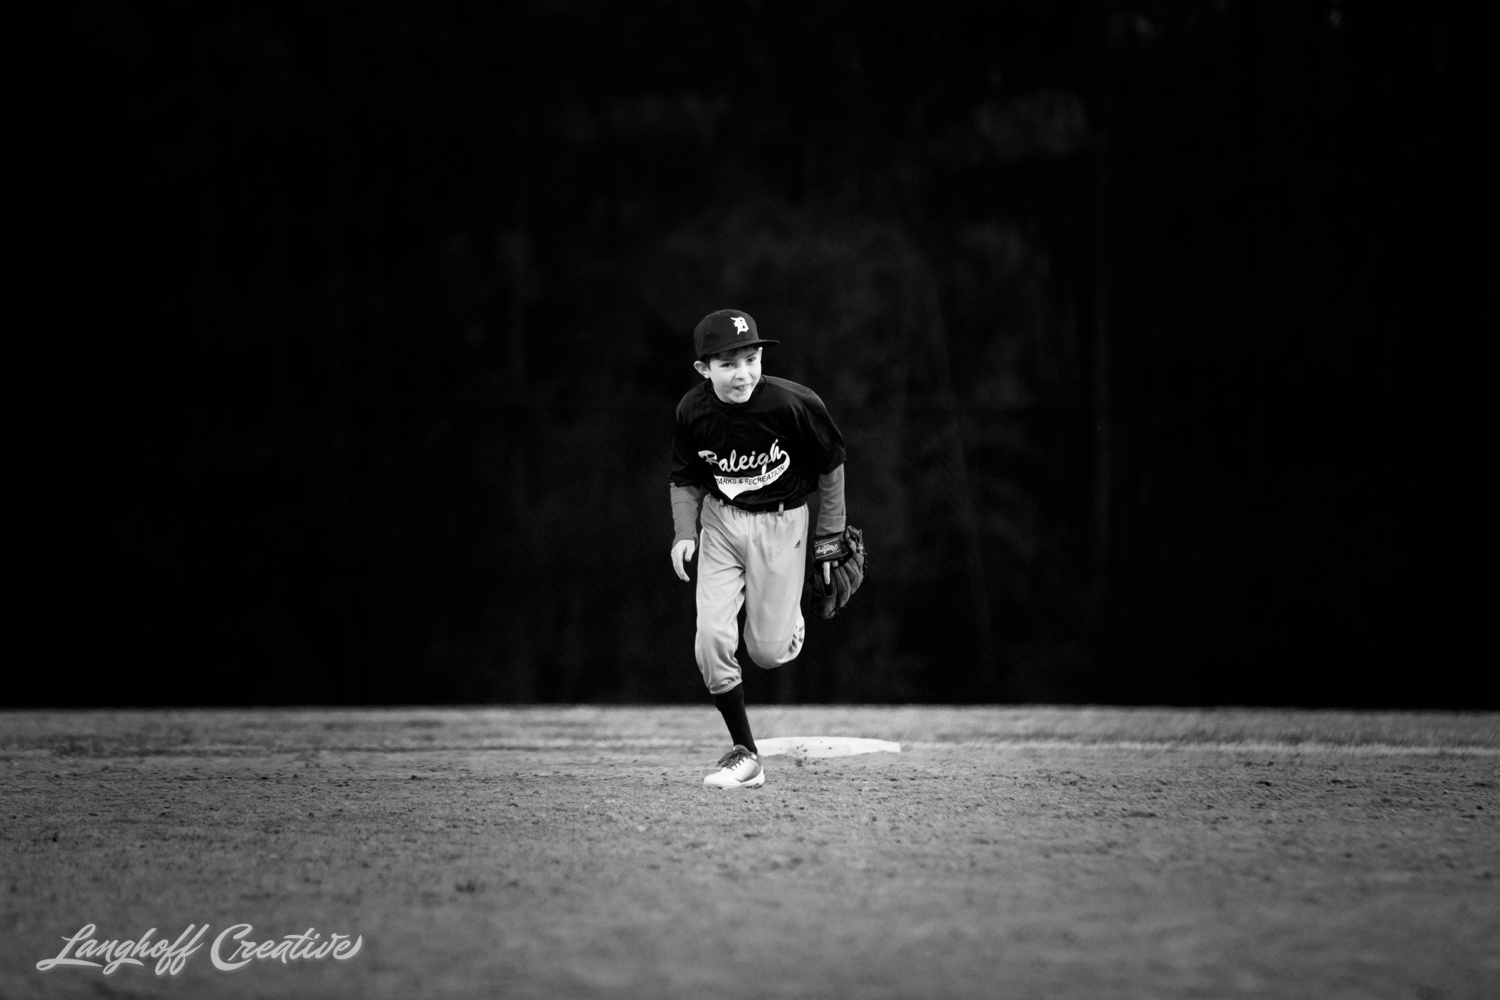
[694,346,762,404]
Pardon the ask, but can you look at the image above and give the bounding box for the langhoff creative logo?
[36,923,362,976]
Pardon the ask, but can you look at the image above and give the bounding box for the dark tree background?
[30,1,1490,708]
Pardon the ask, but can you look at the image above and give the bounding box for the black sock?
[711,684,757,755]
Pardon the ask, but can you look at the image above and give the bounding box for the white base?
[756,736,901,758]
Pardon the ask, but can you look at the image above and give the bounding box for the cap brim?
[701,338,779,357]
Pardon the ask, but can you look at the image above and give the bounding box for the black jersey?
[669,376,846,508]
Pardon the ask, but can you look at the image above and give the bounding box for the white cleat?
[703,745,764,788]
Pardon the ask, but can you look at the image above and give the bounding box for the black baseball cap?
[693,309,779,359]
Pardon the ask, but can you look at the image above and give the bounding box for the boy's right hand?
[670,539,697,582]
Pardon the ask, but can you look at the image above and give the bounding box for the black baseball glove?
[809,526,867,620]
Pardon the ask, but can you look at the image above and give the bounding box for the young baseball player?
[668,308,851,788]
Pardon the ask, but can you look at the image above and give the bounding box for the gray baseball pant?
[695,495,807,695]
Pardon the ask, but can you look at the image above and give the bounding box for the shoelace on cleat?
[716,747,755,770]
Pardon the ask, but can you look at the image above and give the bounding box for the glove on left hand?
[809,526,867,620]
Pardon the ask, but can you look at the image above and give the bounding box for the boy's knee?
[746,633,802,671]
[746,644,787,670]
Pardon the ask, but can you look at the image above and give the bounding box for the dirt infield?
[3,707,1497,999]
